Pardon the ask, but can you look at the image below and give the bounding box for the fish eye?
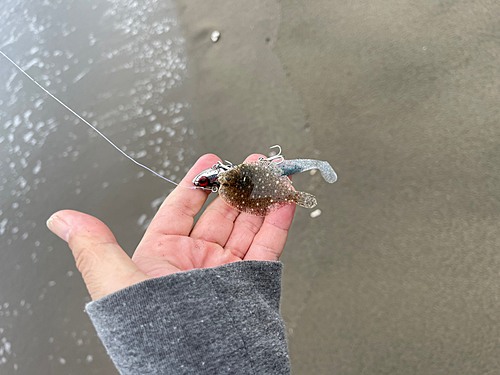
[198,177,209,186]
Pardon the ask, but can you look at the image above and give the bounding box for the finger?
[244,202,296,261]
[224,213,264,258]
[190,154,265,248]
[144,154,221,238]
[47,210,149,300]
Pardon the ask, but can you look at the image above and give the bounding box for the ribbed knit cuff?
[85,261,290,375]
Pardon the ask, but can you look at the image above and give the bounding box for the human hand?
[47,154,296,301]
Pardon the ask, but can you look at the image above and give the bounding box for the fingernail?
[46,215,71,242]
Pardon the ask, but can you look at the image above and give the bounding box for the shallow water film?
[2,0,500,374]
[0,0,195,373]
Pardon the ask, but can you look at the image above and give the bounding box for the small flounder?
[217,161,317,216]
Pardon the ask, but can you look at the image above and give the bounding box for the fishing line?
[0,50,197,190]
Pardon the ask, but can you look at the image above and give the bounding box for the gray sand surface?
[180,1,500,373]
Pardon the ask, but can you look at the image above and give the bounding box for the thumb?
[47,210,150,301]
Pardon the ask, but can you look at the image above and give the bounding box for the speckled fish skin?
[217,161,317,216]
[279,159,337,183]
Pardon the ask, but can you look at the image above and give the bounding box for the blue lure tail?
[279,159,338,183]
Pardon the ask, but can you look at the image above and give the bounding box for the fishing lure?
[0,51,338,217]
[193,146,337,216]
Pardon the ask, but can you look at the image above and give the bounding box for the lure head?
[192,167,221,191]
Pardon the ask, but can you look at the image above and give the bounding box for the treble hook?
[267,144,285,164]
[258,145,285,163]
[212,160,233,172]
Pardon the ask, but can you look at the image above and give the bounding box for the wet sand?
[1,0,500,374]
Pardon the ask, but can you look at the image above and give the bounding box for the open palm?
[47,154,296,300]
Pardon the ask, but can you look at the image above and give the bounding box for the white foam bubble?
[72,68,90,83]
[23,131,34,143]
[310,209,322,218]
[32,160,41,175]
[0,218,8,235]
[135,150,147,158]
[137,214,147,226]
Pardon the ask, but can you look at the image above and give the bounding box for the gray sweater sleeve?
[85,261,290,375]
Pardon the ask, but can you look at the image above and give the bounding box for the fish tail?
[294,191,317,208]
